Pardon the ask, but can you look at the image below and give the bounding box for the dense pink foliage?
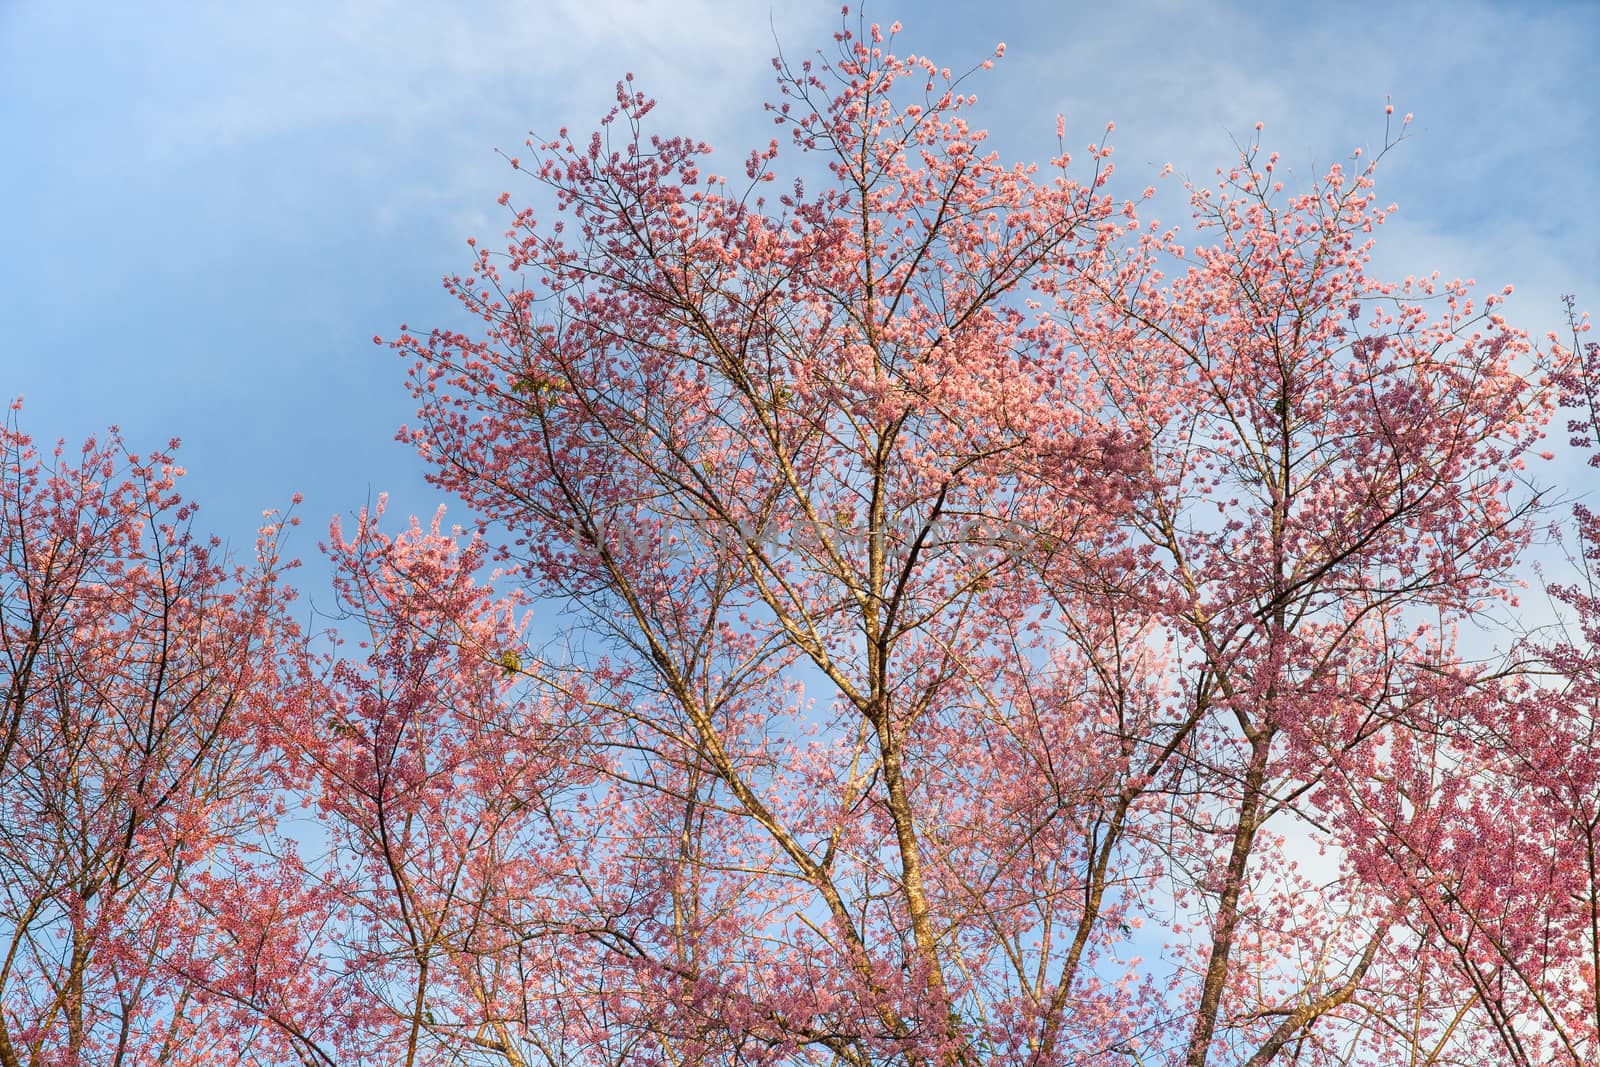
[1355,305,1600,1067]
[3,15,1596,1067]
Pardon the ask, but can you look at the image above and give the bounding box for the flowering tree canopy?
[4,15,1594,1067]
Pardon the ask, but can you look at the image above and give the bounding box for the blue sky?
[2,0,1596,571]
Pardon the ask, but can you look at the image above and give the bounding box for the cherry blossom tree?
[1358,302,1600,1067]
[1040,108,1562,1065]
[374,15,1566,1067]
[0,408,296,1066]
[204,502,590,1067]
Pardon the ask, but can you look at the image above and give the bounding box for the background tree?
[194,502,590,1067]
[1356,302,1600,1067]
[0,408,296,1066]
